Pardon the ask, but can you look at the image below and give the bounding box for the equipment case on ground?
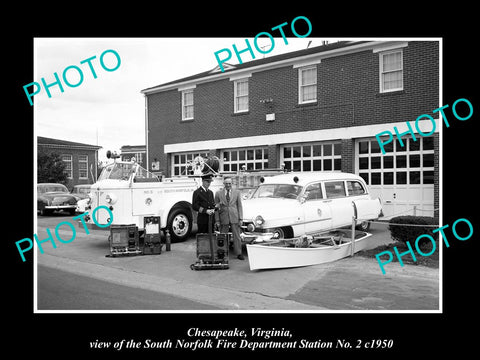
[108,224,142,257]
[191,217,229,270]
[142,216,163,255]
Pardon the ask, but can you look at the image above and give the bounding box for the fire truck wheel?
[167,208,192,242]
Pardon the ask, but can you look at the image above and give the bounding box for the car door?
[301,182,333,234]
[323,180,354,228]
[347,180,382,221]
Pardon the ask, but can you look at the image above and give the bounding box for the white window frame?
[379,49,404,93]
[234,78,249,113]
[61,154,73,179]
[78,154,88,179]
[281,142,342,172]
[181,89,194,120]
[172,151,209,176]
[135,152,143,164]
[298,65,317,104]
[356,137,434,186]
[222,147,268,172]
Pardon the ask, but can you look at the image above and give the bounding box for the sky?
[34,37,331,162]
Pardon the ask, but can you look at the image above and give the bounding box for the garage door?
[281,142,342,172]
[355,136,435,219]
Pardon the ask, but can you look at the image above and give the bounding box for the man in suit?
[192,174,216,234]
[215,176,244,260]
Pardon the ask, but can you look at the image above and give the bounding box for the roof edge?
[141,40,387,95]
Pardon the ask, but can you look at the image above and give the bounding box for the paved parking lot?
[35,213,439,311]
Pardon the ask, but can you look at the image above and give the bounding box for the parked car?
[37,183,78,215]
[75,197,91,213]
[70,184,92,201]
[241,172,383,242]
[239,186,257,200]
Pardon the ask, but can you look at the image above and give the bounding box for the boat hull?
[246,231,372,270]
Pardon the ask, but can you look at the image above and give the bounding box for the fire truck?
[83,152,284,242]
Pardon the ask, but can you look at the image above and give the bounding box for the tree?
[37,149,68,184]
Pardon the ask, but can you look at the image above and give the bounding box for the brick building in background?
[141,40,440,219]
[120,145,146,169]
[37,136,102,189]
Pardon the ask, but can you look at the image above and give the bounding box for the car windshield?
[251,184,303,199]
[240,187,257,200]
[98,162,159,182]
[98,163,136,181]
[38,185,68,193]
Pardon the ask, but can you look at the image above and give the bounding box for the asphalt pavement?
[38,265,221,310]
[35,213,440,311]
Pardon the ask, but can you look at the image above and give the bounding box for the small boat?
[245,229,372,270]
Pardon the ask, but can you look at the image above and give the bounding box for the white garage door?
[355,136,435,219]
[281,142,342,172]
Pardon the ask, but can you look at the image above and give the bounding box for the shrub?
[388,216,438,247]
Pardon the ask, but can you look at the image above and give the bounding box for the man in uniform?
[192,174,216,233]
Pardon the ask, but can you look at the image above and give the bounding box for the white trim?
[163,119,440,153]
[372,41,408,53]
[229,72,252,81]
[293,59,321,68]
[210,63,237,73]
[177,84,196,92]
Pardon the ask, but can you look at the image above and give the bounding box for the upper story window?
[379,49,403,93]
[181,89,194,120]
[298,65,317,104]
[234,78,249,113]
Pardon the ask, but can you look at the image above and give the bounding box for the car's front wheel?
[271,227,293,239]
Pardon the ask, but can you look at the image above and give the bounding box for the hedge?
[388,216,438,247]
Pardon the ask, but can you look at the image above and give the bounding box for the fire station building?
[141,40,440,219]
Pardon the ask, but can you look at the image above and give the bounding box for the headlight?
[254,215,265,226]
[105,193,117,204]
[247,223,256,232]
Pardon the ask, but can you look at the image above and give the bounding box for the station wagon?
[241,172,383,241]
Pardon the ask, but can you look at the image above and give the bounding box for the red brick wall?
[147,41,439,175]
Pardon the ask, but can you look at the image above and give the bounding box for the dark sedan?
[37,183,77,216]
